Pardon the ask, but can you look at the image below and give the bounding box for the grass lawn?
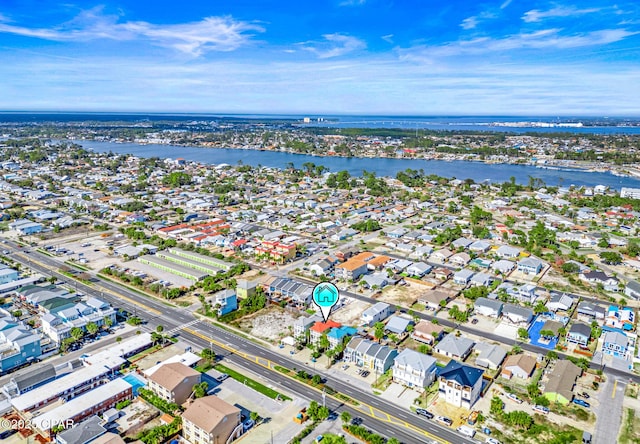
[619,408,640,444]
[214,363,292,401]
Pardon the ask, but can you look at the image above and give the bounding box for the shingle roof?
[435,334,474,357]
[439,360,483,387]
[394,349,436,372]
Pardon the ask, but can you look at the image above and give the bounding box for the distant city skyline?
[0,0,639,115]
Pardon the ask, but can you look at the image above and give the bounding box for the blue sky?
[0,0,638,115]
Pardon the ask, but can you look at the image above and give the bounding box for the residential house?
[453,269,475,285]
[309,321,341,345]
[449,252,471,267]
[406,262,432,277]
[293,315,322,342]
[566,323,591,347]
[411,320,445,345]
[334,259,368,281]
[496,245,521,259]
[327,326,357,349]
[474,342,507,370]
[343,337,398,373]
[502,304,534,326]
[181,396,242,444]
[517,257,544,275]
[576,301,607,325]
[434,334,474,360]
[385,315,413,335]
[432,267,453,281]
[581,270,620,292]
[431,249,453,263]
[605,306,635,331]
[393,349,437,389]
[451,238,473,250]
[544,360,582,405]
[501,354,537,380]
[624,280,640,300]
[147,362,201,406]
[213,289,237,316]
[470,272,495,287]
[469,240,491,253]
[361,273,390,290]
[0,319,42,373]
[492,259,516,275]
[474,297,503,318]
[419,289,452,310]
[361,302,394,326]
[602,331,628,358]
[546,293,575,312]
[516,284,537,304]
[438,360,484,409]
[309,258,338,276]
[236,279,258,299]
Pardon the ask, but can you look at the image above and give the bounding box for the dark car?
[580,392,590,399]
[573,399,590,408]
[416,409,434,419]
[471,318,479,324]
[360,370,370,377]
[0,429,17,439]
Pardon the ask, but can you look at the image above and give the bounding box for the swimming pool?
[122,372,147,395]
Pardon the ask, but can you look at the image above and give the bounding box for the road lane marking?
[613,379,618,398]
[183,326,450,444]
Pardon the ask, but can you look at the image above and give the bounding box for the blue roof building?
[327,326,357,349]
[438,360,484,409]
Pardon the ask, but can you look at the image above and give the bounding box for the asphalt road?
[5,243,475,444]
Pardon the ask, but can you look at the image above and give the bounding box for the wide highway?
[5,242,476,444]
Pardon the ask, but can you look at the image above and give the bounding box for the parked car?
[580,392,590,399]
[361,370,370,378]
[416,409,434,419]
[217,373,229,382]
[573,399,590,408]
[435,416,453,426]
[471,318,479,324]
[486,438,502,444]
[533,405,550,415]
[315,435,324,442]
[506,393,523,404]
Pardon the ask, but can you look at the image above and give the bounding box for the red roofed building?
[310,320,341,345]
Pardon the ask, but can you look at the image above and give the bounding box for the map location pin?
[312,282,339,322]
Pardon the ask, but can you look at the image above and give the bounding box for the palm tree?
[340,411,352,424]
[70,327,84,342]
[85,322,99,336]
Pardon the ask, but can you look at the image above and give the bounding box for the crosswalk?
[165,319,200,335]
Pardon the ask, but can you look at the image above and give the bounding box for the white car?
[486,438,502,444]
[506,392,523,404]
[533,405,550,414]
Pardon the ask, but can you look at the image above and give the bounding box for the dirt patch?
[331,298,370,325]
[240,307,299,341]
[378,282,424,307]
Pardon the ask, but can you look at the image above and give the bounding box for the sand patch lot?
[239,307,298,342]
[330,298,370,325]
[378,281,425,307]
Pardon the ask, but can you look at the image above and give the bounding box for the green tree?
[341,411,352,424]
[70,327,84,342]
[192,382,208,399]
[517,328,529,341]
[85,322,99,336]
[374,322,385,341]
[156,325,164,333]
[490,396,504,416]
[318,333,330,352]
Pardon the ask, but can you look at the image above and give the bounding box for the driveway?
[594,376,626,444]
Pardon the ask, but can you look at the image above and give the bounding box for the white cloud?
[339,0,366,6]
[381,34,394,44]
[460,17,478,30]
[500,0,513,10]
[0,8,264,56]
[2,53,639,115]
[400,28,637,60]
[299,33,366,58]
[523,6,601,23]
